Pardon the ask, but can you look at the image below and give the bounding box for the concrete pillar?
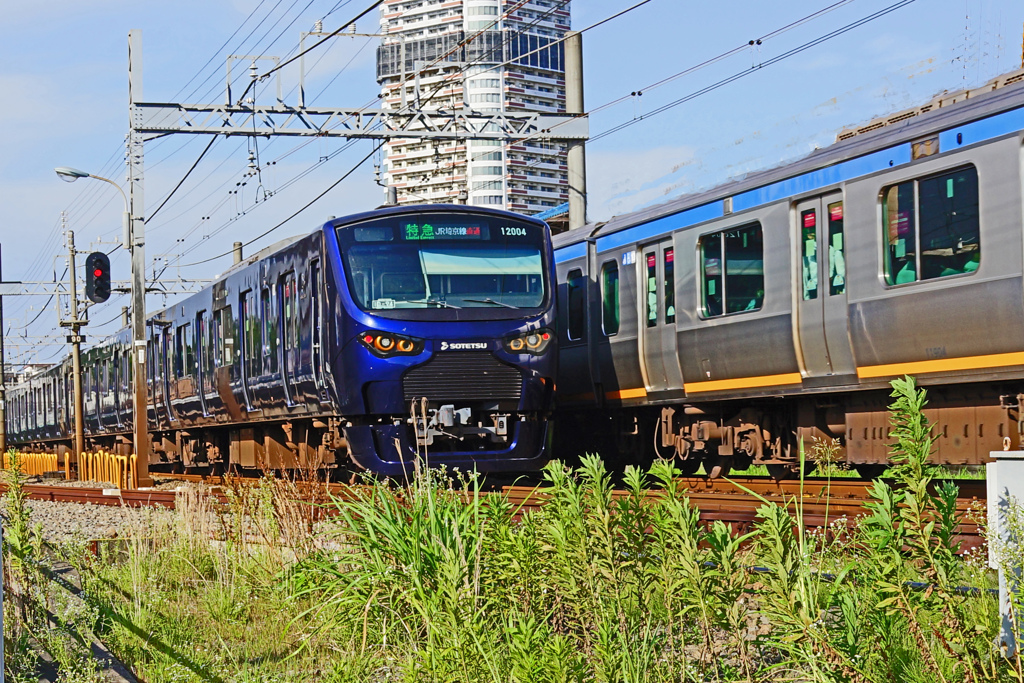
[988,450,1024,657]
[565,31,586,230]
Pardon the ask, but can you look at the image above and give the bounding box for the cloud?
[586,145,697,221]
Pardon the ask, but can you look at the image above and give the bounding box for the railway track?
[4,475,987,551]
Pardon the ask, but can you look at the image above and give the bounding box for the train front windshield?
[338,214,548,317]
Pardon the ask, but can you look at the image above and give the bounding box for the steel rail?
[4,475,987,552]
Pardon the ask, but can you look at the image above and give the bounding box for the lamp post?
[55,166,150,487]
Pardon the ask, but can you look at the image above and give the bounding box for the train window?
[246,293,262,380]
[884,165,979,284]
[801,209,818,300]
[197,311,212,389]
[212,311,223,368]
[176,323,194,377]
[828,202,846,295]
[262,289,278,375]
[701,233,723,317]
[566,268,585,341]
[219,307,233,366]
[883,180,917,284]
[645,252,657,327]
[283,274,299,350]
[920,166,980,279]
[664,248,676,324]
[600,261,619,336]
[700,223,764,317]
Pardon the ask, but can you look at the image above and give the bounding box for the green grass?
[3,379,1015,682]
[731,463,987,479]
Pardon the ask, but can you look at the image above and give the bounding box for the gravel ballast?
[1,496,173,545]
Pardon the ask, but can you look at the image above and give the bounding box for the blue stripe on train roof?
[550,103,1024,262]
[731,144,913,213]
[553,241,587,262]
[939,106,1024,150]
[595,202,724,253]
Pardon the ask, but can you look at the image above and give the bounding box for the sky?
[1,0,1022,365]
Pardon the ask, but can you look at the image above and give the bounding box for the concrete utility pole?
[0,243,6,456]
[61,231,86,461]
[128,29,152,487]
[565,31,587,230]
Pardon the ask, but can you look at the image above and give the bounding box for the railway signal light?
[85,251,111,303]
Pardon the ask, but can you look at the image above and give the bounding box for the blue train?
[6,205,557,477]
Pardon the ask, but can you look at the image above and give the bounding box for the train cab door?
[794,193,856,378]
[639,239,684,393]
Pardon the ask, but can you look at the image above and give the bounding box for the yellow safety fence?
[3,452,59,477]
[79,450,138,490]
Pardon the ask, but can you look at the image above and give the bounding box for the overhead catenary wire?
[14,0,331,362]
[432,0,913,199]
[235,0,387,105]
[177,141,385,268]
[590,0,919,143]
[158,0,568,270]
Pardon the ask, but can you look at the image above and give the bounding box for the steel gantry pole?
[128,29,152,486]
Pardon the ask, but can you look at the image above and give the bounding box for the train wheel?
[766,463,798,480]
[705,455,732,479]
[854,464,888,480]
[675,457,702,476]
[765,461,815,480]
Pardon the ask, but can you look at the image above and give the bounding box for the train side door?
[310,260,329,402]
[280,272,298,406]
[196,312,210,416]
[159,328,176,424]
[794,193,856,377]
[238,291,254,412]
[639,239,684,393]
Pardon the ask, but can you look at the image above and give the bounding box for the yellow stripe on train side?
[683,372,804,394]
[856,351,1024,379]
[606,387,648,400]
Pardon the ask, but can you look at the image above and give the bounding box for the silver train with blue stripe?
[6,205,557,477]
[552,68,1024,478]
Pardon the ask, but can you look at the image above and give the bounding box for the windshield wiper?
[462,298,519,309]
[403,298,462,309]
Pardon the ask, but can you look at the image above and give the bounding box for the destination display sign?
[403,223,490,240]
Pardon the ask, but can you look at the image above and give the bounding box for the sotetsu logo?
[440,341,489,351]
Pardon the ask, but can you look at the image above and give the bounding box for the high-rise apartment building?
[376,0,570,214]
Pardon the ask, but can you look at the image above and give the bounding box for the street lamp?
[54,166,149,487]
[55,168,131,249]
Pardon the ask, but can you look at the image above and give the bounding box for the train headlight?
[359,331,424,358]
[503,328,553,355]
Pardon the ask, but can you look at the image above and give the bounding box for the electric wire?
[429,0,900,204]
[171,0,271,101]
[177,142,384,267]
[153,0,563,271]
[590,0,919,143]
[146,136,221,225]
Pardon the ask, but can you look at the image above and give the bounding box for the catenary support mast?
[128,30,152,486]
